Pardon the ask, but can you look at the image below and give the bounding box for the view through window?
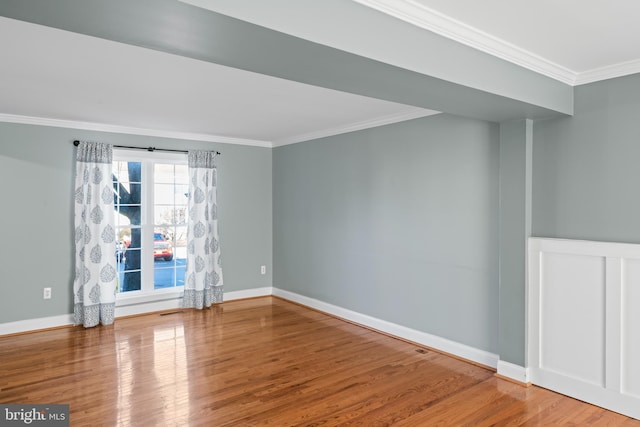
[113,150,188,294]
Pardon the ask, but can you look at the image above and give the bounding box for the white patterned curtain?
[73,141,117,327]
[183,150,223,309]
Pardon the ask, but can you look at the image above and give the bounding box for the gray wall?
[0,0,571,123]
[273,114,500,353]
[498,120,532,366]
[0,122,272,323]
[533,73,640,243]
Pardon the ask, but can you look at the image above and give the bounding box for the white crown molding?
[0,112,443,149]
[351,0,577,85]
[353,0,640,86]
[272,109,440,147]
[574,58,640,86]
[0,113,273,148]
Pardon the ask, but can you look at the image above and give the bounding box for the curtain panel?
[183,150,223,309]
[73,141,117,327]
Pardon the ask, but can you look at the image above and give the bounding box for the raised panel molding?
[529,238,640,420]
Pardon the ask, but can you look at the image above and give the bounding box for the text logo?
[0,405,69,426]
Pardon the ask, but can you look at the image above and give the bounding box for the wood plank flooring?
[0,296,638,426]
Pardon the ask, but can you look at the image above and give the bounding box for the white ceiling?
[0,16,436,147]
[410,0,640,74]
[2,1,640,147]
[355,0,640,84]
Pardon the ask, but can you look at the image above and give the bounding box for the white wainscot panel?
[540,252,606,386]
[529,238,640,420]
[622,259,640,399]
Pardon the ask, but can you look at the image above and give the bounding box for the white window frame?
[112,148,188,308]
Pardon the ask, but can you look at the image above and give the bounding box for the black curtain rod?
[73,140,220,155]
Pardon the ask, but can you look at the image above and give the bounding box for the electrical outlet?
[43,287,52,300]
[260,265,266,275]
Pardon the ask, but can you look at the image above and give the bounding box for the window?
[113,150,188,297]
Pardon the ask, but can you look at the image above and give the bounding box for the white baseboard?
[0,313,75,336]
[497,360,530,384]
[272,288,499,369]
[225,287,273,301]
[2,286,502,374]
[0,287,274,336]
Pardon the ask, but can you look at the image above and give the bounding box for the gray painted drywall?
[498,119,532,366]
[0,122,272,324]
[533,73,640,243]
[0,0,571,122]
[177,0,573,116]
[273,114,499,353]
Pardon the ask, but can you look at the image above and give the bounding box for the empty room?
[1,0,639,425]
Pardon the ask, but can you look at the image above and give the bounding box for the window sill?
[116,287,184,307]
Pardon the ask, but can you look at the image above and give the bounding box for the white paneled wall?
[623,259,640,399]
[528,238,640,420]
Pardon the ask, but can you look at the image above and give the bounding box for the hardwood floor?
[1,296,638,426]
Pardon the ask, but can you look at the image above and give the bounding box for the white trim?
[574,58,640,86]
[114,287,274,317]
[115,298,184,318]
[116,289,184,307]
[0,113,272,148]
[0,314,75,336]
[497,360,530,384]
[528,237,640,420]
[352,0,640,86]
[272,288,499,369]
[224,287,273,301]
[0,287,274,336]
[0,111,445,149]
[272,110,440,147]
[351,0,577,85]
[2,286,498,371]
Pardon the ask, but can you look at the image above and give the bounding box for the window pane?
[154,206,174,225]
[154,227,175,289]
[116,205,142,226]
[154,206,188,225]
[153,163,189,289]
[119,268,141,293]
[113,160,143,293]
[115,211,130,227]
[155,183,175,204]
[174,225,187,262]
[154,164,175,184]
[175,165,188,184]
[175,205,188,225]
[153,225,186,289]
[113,161,141,183]
[116,227,140,250]
[113,157,189,294]
[175,184,189,204]
[175,266,186,287]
